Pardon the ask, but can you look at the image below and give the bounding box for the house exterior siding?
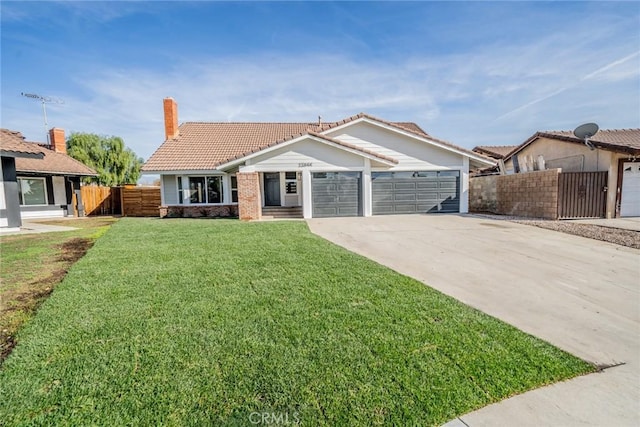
[326,121,464,170]
[162,175,178,205]
[245,139,367,172]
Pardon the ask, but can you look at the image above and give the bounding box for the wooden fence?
[121,186,162,217]
[80,185,160,217]
[81,186,122,215]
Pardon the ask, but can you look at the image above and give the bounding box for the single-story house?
[501,129,640,218]
[142,98,495,220]
[0,128,97,230]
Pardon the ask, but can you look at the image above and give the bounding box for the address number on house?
[298,162,312,167]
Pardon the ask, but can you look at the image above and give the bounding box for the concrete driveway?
[307,214,640,426]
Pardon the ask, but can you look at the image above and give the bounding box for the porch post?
[237,172,262,221]
[302,170,312,219]
[460,157,469,214]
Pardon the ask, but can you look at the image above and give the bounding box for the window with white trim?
[187,176,224,204]
[18,177,48,205]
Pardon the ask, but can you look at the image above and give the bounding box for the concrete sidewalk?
[0,220,77,235]
[308,214,639,427]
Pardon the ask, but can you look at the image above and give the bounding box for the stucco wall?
[505,137,612,173]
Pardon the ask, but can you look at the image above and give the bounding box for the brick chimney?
[163,97,179,140]
[49,128,66,154]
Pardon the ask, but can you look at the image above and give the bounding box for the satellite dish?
[573,122,598,151]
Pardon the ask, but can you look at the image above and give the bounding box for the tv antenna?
[573,122,599,151]
[21,92,65,143]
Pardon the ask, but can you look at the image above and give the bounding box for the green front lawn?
[0,217,118,361]
[0,218,593,426]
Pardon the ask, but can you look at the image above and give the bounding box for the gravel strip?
[470,213,640,249]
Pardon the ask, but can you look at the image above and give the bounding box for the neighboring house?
[472,145,519,160]
[1,133,45,231]
[501,129,640,218]
[0,128,97,227]
[142,98,495,220]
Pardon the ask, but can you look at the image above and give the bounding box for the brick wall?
[159,205,238,218]
[469,175,497,213]
[470,169,560,219]
[237,172,261,221]
[497,169,560,219]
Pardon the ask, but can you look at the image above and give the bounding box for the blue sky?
[2,1,639,170]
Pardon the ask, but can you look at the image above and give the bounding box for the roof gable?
[322,114,495,167]
[142,116,431,172]
[218,131,398,169]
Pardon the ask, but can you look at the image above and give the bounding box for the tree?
[67,133,144,186]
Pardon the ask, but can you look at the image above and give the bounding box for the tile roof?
[0,129,96,176]
[472,145,519,159]
[0,129,45,157]
[143,114,493,172]
[15,149,98,176]
[505,128,640,160]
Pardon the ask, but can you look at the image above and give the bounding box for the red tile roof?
[0,129,45,157]
[143,114,492,172]
[1,129,96,176]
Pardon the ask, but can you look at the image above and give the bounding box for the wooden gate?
[557,172,607,219]
[81,186,122,216]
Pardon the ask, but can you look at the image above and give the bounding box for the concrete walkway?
[0,219,77,235]
[307,214,639,427]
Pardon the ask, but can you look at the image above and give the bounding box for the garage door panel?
[374,182,394,191]
[393,204,420,213]
[394,193,418,202]
[394,182,417,190]
[416,181,439,190]
[312,172,361,218]
[372,171,459,215]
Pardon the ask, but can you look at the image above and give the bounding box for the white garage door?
[620,162,640,217]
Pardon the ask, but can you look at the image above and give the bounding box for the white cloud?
[2,10,638,163]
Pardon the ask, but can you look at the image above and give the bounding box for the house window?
[177,177,183,203]
[18,177,47,205]
[189,177,205,203]
[285,171,298,195]
[207,176,222,204]
[187,176,224,204]
[230,175,238,203]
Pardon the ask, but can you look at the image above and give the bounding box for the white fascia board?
[324,117,496,167]
[142,169,225,175]
[217,134,396,170]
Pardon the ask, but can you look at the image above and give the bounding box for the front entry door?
[264,173,281,206]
